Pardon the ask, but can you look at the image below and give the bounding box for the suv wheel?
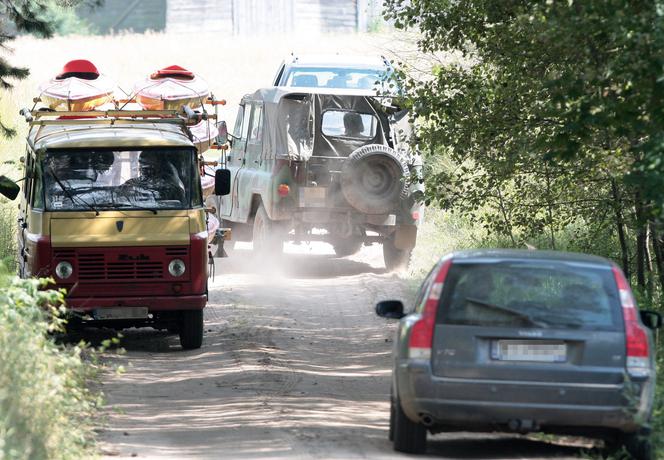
[331,238,363,257]
[393,397,426,454]
[383,239,412,272]
[388,395,395,441]
[620,432,653,460]
[253,204,283,254]
[179,310,203,350]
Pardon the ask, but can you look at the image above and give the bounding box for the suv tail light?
[612,267,651,379]
[408,258,453,360]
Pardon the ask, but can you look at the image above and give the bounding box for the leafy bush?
[0,274,99,459]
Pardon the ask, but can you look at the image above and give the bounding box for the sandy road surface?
[97,243,590,459]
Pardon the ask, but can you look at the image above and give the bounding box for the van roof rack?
[19,108,216,127]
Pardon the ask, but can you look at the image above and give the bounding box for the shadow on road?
[427,436,592,458]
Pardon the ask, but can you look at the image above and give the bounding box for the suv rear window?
[438,261,621,330]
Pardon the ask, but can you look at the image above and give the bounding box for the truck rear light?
[408,258,452,360]
[612,267,651,378]
[277,183,290,197]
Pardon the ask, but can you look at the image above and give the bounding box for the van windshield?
[438,262,621,330]
[41,148,202,212]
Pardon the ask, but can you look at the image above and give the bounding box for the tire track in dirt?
[97,243,593,459]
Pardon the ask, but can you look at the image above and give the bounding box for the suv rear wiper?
[48,167,99,216]
[464,297,546,327]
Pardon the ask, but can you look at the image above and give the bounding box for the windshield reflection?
[42,149,201,212]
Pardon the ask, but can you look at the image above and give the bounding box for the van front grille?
[53,247,179,282]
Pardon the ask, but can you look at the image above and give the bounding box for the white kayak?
[190,119,219,153]
[38,59,115,111]
[134,65,210,111]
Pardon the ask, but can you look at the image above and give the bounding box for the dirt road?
[98,243,590,459]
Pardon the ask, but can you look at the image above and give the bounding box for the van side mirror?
[216,121,228,146]
[376,300,405,319]
[214,169,231,196]
[640,310,662,330]
[0,175,20,200]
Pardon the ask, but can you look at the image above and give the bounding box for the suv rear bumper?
[396,360,649,433]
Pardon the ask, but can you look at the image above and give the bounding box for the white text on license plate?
[93,307,148,320]
[491,340,567,363]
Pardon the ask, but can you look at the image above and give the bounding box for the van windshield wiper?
[464,297,546,327]
[48,167,99,216]
[97,202,158,215]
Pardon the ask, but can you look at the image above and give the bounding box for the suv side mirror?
[216,121,228,146]
[640,310,663,330]
[214,169,231,196]
[0,175,20,200]
[376,300,405,319]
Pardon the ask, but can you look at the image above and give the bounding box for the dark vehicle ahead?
[376,250,662,459]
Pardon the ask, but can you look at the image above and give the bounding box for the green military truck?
[212,87,423,271]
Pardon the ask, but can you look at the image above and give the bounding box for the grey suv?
[376,250,662,459]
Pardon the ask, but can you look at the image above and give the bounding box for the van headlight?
[55,261,73,279]
[168,259,186,277]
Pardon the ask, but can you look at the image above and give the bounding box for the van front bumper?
[66,294,206,312]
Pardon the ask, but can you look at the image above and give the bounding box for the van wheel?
[620,432,653,460]
[383,239,412,272]
[253,204,283,254]
[393,397,426,454]
[179,310,203,350]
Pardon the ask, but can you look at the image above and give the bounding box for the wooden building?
[77,0,385,35]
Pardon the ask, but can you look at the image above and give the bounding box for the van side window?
[249,105,263,142]
[32,162,44,209]
[24,153,32,203]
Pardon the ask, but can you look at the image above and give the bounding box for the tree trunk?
[635,197,647,289]
[610,179,630,278]
[651,225,664,295]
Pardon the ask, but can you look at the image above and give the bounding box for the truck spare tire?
[341,144,409,215]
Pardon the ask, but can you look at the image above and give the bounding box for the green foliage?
[0,272,99,459]
[388,2,664,456]
[385,0,664,235]
[43,1,96,36]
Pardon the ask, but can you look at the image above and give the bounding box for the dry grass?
[2,31,412,130]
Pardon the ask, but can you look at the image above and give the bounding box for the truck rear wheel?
[252,204,283,254]
[383,239,412,272]
[331,238,363,257]
[179,310,203,350]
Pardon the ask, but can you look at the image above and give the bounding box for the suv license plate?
[93,307,148,320]
[492,340,567,363]
[299,187,327,207]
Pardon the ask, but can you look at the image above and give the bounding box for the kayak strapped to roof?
[38,59,116,111]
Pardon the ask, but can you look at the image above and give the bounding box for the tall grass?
[0,272,100,459]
